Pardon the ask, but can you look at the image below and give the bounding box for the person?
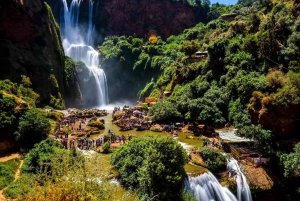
[203,138,208,147]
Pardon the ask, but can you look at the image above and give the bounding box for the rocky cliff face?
[293,0,300,17]
[102,0,196,39]
[248,101,300,138]
[0,0,66,107]
[46,0,197,40]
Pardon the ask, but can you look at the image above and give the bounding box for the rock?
[150,124,163,132]
[249,102,300,137]
[0,0,73,107]
[243,165,274,191]
[293,0,300,17]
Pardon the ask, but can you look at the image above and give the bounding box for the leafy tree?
[280,142,300,178]
[18,75,40,106]
[179,40,200,57]
[198,147,227,173]
[102,141,111,154]
[186,98,226,126]
[111,136,188,201]
[22,138,67,174]
[236,124,273,156]
[228,98,252,128]
[0,92,17,129]
[149,101,182,122]
[14,108,51,148]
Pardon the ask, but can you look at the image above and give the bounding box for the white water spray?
[61,0,109,106]
[186,172,238,201]
[227,158,252,201]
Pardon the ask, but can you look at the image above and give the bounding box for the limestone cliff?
[0,0,66,107]
[102,0,196,39]
[46,0,198,40]
[248,100,300,138]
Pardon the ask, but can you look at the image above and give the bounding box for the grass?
[0,158,20,190]
[3,173,35,199]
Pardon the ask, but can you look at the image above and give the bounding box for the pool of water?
[77,110,206,197]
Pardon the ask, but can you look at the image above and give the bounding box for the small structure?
[163,91,172,98]
[230,146,270,167]
[195,51,208,58]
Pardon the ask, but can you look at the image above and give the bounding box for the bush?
[280,142,300,178]
[198,147,227,173]
[3,174,35,199]
[0,91,17,129]
[15,108,51,148]
[46,111,64,122]
[22,138,67,174]
[0,165,14,190]
[102,141,111,154]
[111,136,187,201]
[149,101,182,122]
[87,121,105,129]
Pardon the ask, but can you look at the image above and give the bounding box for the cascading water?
[227,158,252,201]
[185,157,252,201]
[186,172,238,201]
[60,0,109,107]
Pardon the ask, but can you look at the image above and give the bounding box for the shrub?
[266,70,286,91]
[111,136,187,201]
[15,108,51,148]
[22,138,67,174]
[0,165,14,190]
[3,174,35,199]
[179,40,200,57]
[87,121,105,129]
[102,141,111,154]
[46,111,64,122]
[198,147,227,173]
[280,142,300,178]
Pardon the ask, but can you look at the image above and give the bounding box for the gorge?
[1,0,300,200]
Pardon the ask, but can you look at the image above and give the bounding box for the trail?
[0,153,23,201]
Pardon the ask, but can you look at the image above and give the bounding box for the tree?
[0,92,17,130]
[179,40,200,57]
[198,147,227,173]
[111,136,188,200]
[236,124,273,156]
[21,138,66,174]
[280,142,300,178]
[15,108,51,148]
[149,101,182,122]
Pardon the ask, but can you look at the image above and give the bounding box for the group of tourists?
[113,106,151,131]
[203,137,220,148]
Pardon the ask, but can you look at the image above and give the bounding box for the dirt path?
[0,154,20,163]
[0,153,23,201]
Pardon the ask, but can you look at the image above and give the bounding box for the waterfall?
[86,0,94,46]
[186,172,238,201]
[227,158,252,201]
[60,0,109,107]
[186,158,252,201]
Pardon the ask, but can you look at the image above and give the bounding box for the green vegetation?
[15,108,51,148]
[4,139,127,201]
[0,158,20,190]
[87,121,105,129]
[111,136,188,201]
[102,141,111,154]
[98,1,300,196]
[21,138,67,173]
[198,147,227,173]
[280,142,300,178]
